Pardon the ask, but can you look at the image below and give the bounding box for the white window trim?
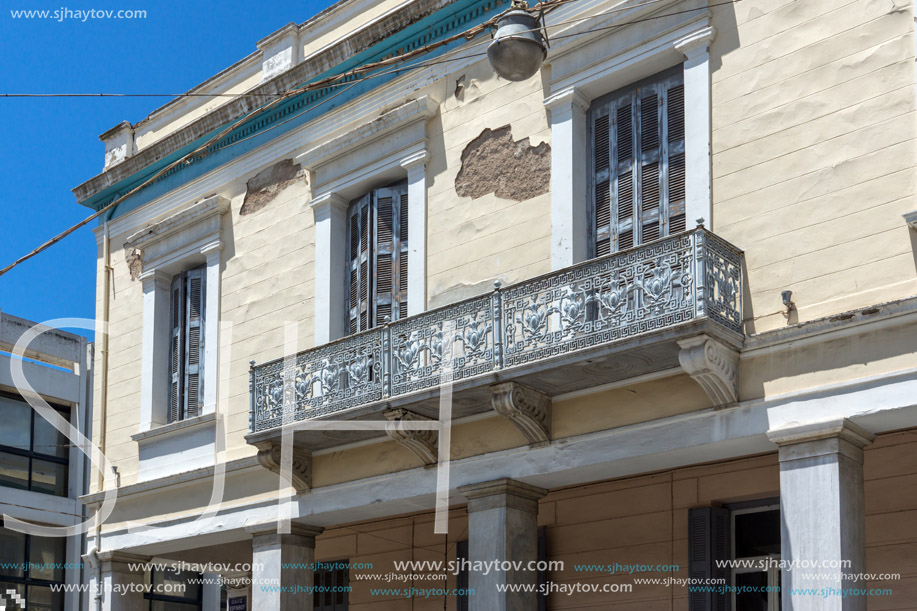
[125,195,229,433]
[295,96,436,344]
[543,15,714,269]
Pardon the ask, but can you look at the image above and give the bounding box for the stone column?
[248,523,324,611]
[310,192,349,345]
[94,551,150,611]
[458,479,547,611]
[767,419,875,611]
[544,87,590,270]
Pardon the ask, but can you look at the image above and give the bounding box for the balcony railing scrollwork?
[249,228,743,433]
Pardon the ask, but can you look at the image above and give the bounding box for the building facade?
[73,0,917,609]
[0,311,93,611]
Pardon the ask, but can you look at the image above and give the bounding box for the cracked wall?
[454,125,550,202]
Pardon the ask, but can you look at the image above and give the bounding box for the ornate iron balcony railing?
[249,228,742,433]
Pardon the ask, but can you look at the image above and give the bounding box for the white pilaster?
[459,479,547,611]
[767,419,875,611]
[675,26,715,230]
[310,192,349,345]
[400,151,429,315]
[139,269,171,431]
[249,524,323,611]
[201,241,222,415]
[95,552,150,611]
[544,87,590,269]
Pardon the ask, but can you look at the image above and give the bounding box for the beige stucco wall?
[91,0,917,490]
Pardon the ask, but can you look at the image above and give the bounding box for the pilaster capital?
[543,86,589,116]
[459,478,547,513]
[399,150,430,173]
[138,267,171,290]
[674,26,716,57]
[309,192,349,221]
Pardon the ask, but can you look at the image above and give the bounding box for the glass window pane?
[152,568,200,602]
[29,535,66,582]
[735,571,769,611]
[30,459,68,496]
[734,509,780,558]
[0,529,26,577]
[0,396,32,451]
[0,582,26,605]
[27,584,65,611]
[0,451,30,491]
[32,409,70,459]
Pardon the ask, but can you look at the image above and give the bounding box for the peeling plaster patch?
[454,125,550,201]
[240,159,306,216]
[125,248,143,281]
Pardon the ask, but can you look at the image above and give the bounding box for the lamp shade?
[487,9,547,81]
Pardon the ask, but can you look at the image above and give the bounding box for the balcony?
[246,228,744,470]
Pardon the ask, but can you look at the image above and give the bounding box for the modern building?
[0,311,93,611]
[72,0,917,609]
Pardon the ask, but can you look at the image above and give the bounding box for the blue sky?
[0,0,331,337]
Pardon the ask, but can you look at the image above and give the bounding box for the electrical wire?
[0,0,740,277]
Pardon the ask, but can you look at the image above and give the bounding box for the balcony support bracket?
[255,441,312,493]
[384,408,439,466]
[677,334,739,407]
[491,382,552,446]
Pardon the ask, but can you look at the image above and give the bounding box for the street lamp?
[487,1,547,81]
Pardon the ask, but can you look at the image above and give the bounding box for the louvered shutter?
[373,188,396,326]
[398,189,409,320]
[183,268,205,419]
[168,275,184,423]
[348,194,372,335]
[689,506,730,611]
[591,69,685,256]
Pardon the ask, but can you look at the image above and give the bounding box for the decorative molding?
[458,477,547,508]
[677,334,738,406]
[296,96,437,173]
[766,418,876,449]
[255,441,312,493]
[384,408,438,466]
[131,411,216,443]
[124,194,229,251]
[490,382,551,445]
[309,191,349,217]
[674,25,716,56]
[543,86,589,114]
[904,210,917,230]
[399,150,431,172]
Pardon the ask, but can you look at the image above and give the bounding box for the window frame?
[0,390,70,497]
[143,567,204,610]
[0,526,67,610]
[167,266,207,423]
[344,180,409,336]
[586,65,686,259]
[313,560,349,611]
[730,501,781,611]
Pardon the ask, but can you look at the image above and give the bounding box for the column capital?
[95,551,152,573]
[767,418,875,450]
[309,191,349,218]
[543,86,589,116]
[200,239,223,258]
[399,149,430,172]
[246,522,324,542]
[459,478,547,513]
[138,267,170,289]
[674,25,716,57]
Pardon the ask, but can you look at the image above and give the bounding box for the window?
[589,67,685,257]
[346,182,409,334]
[314,561,348,611]
[689,502,781,611]
[0,527,66,611]
[731,504,781,611]
[167,267,206,422]
[0,392,69,497]
[143,567,203,611]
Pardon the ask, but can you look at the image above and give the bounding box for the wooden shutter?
[183,268,205,419]
[348,194,372,335]
[168,275,184,423]
[689,506,730,611]
[373,188,396,326]
[591,69,685,257]
[398,189,409,320]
